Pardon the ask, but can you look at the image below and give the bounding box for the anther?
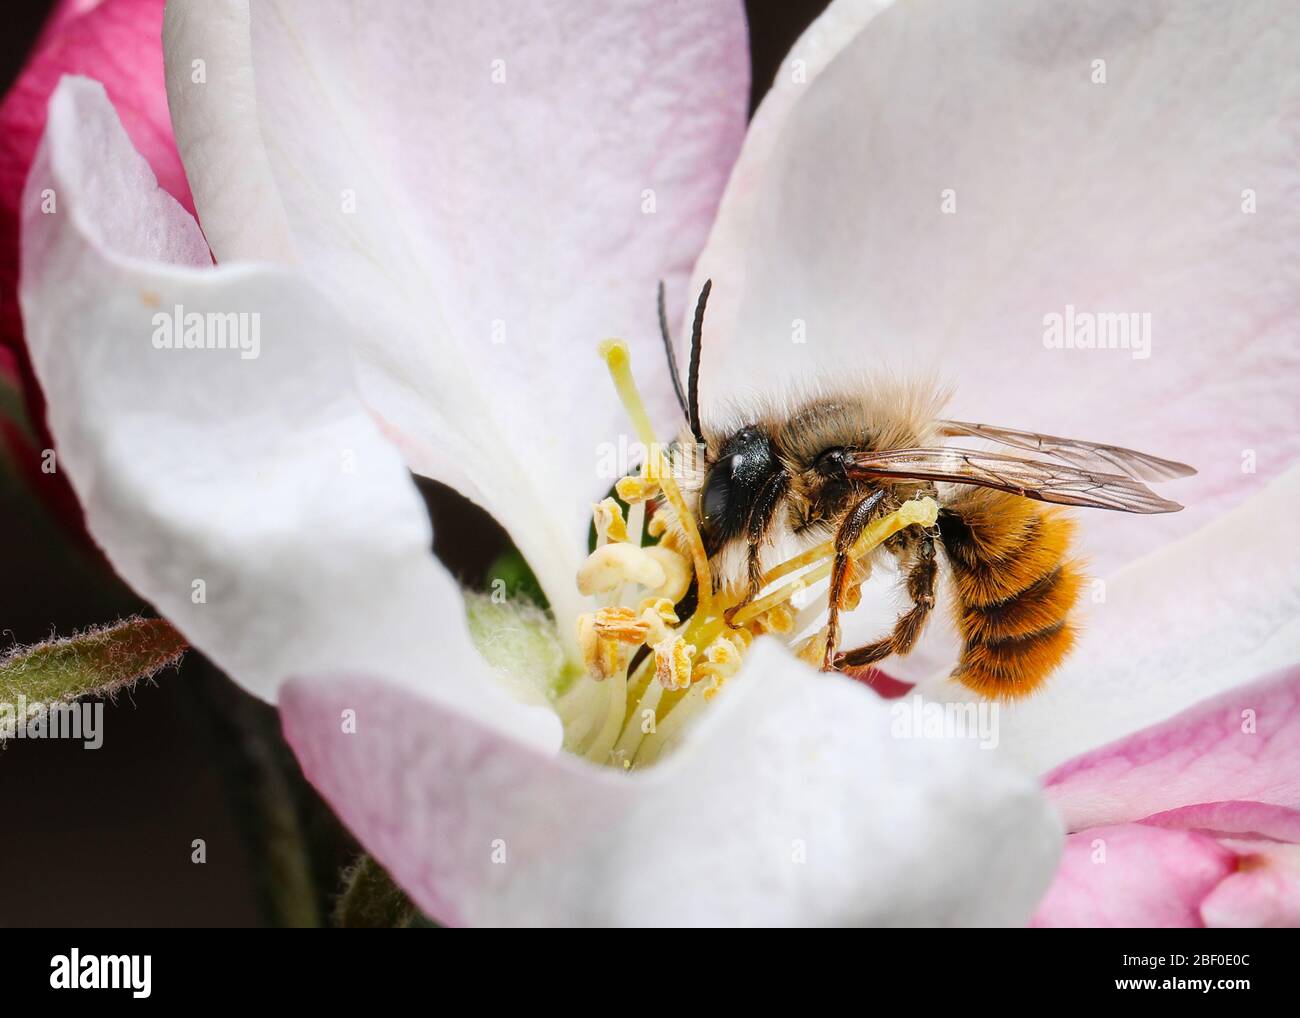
[654,636,695,691]
[592,497,629,544]
[616,475,660,504]
[577,543,666,595]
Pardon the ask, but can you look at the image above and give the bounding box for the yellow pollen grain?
[615,475,660,504]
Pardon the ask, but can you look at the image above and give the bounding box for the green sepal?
[333,855,436,928]
[1,617,187,738]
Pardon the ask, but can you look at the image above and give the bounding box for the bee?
[656,281,1195,698]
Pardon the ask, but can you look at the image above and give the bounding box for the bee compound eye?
[700,454,739,529]
[814,446,850,478]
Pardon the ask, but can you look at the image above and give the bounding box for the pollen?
[637,596,679,646]
[654,635,696,691]
[567,339,938,769]
[615,475,660,504]
[576,612,630,682]
[592,497,630,544]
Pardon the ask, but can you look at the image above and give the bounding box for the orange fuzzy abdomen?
[937,490,1084,699]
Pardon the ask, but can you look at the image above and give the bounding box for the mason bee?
[656,281,1195,698]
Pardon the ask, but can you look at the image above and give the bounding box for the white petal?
[163,0,750,623]
[688,0,893,355]
[915,466,1300,775]
[282,639,1061,926]
[695,0,1300,578]
[20,76,559,753]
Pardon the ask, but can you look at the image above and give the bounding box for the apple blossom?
[11,0,1300,926]
[1034,666,1300,926]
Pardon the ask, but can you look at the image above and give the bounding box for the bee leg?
[833,531,937,672]
[723,471,791,627]
[821,490,887,670]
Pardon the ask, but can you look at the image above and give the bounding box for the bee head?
[699,426,779,551]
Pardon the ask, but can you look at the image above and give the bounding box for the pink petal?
[1,0,183,528]
[3,0,188,336]
[1142,801,1300,844]
[1031,823,1235,928]
[280,641,1062,927]
[1200,844,1300,928]
[695,0,1300,580]
[163,1,751,622]
[1145,801,1300,927]
[1045,666,1300,832]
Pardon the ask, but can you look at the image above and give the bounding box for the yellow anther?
[600,339,713,614]
[642,545,692,602]
[694,630,750,686]
[577,613,629,682]
[615,474,660,504]
[654,636,695,691]
[576,543,666,595]
[636,597,679,646]
[591,605,651,643]
[592,497,629,544]
[794,626,829,669]
[638,596,678,624]
[646,511,669,538]
[748,601,796,636]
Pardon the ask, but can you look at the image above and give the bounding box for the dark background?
[0,0,829,926]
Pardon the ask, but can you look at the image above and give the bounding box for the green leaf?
[0,617,187,739]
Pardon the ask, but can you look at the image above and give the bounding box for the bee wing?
[938,420,1196,482]
[846,447,1185,513]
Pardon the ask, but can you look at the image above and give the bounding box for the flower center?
[561,340,936,770]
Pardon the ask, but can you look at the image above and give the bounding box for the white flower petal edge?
[19,76,560,753]
[694,0,1300,578]
[914,466,1300,775]
[686,0,894,355]
[282,639,1062,927]
[163,0,750,627]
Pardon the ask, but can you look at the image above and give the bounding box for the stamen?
[577,543,666,595]
[592,497,629,544]
[574,340,940,770]
[748,602,796,636]
[637,596,680,646]
[794,625,831,668]
[640,546,692,603]
[615,475,660,504]
[599,339,714,616]
[729,498,938,625]
[653,636,695,691]
[592,606,652,643]
[577,607,646,681]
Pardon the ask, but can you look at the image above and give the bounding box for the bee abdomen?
[937,492,1084,699]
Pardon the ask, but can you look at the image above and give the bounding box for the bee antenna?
[687,278,712,447]
[657,280,689,421]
